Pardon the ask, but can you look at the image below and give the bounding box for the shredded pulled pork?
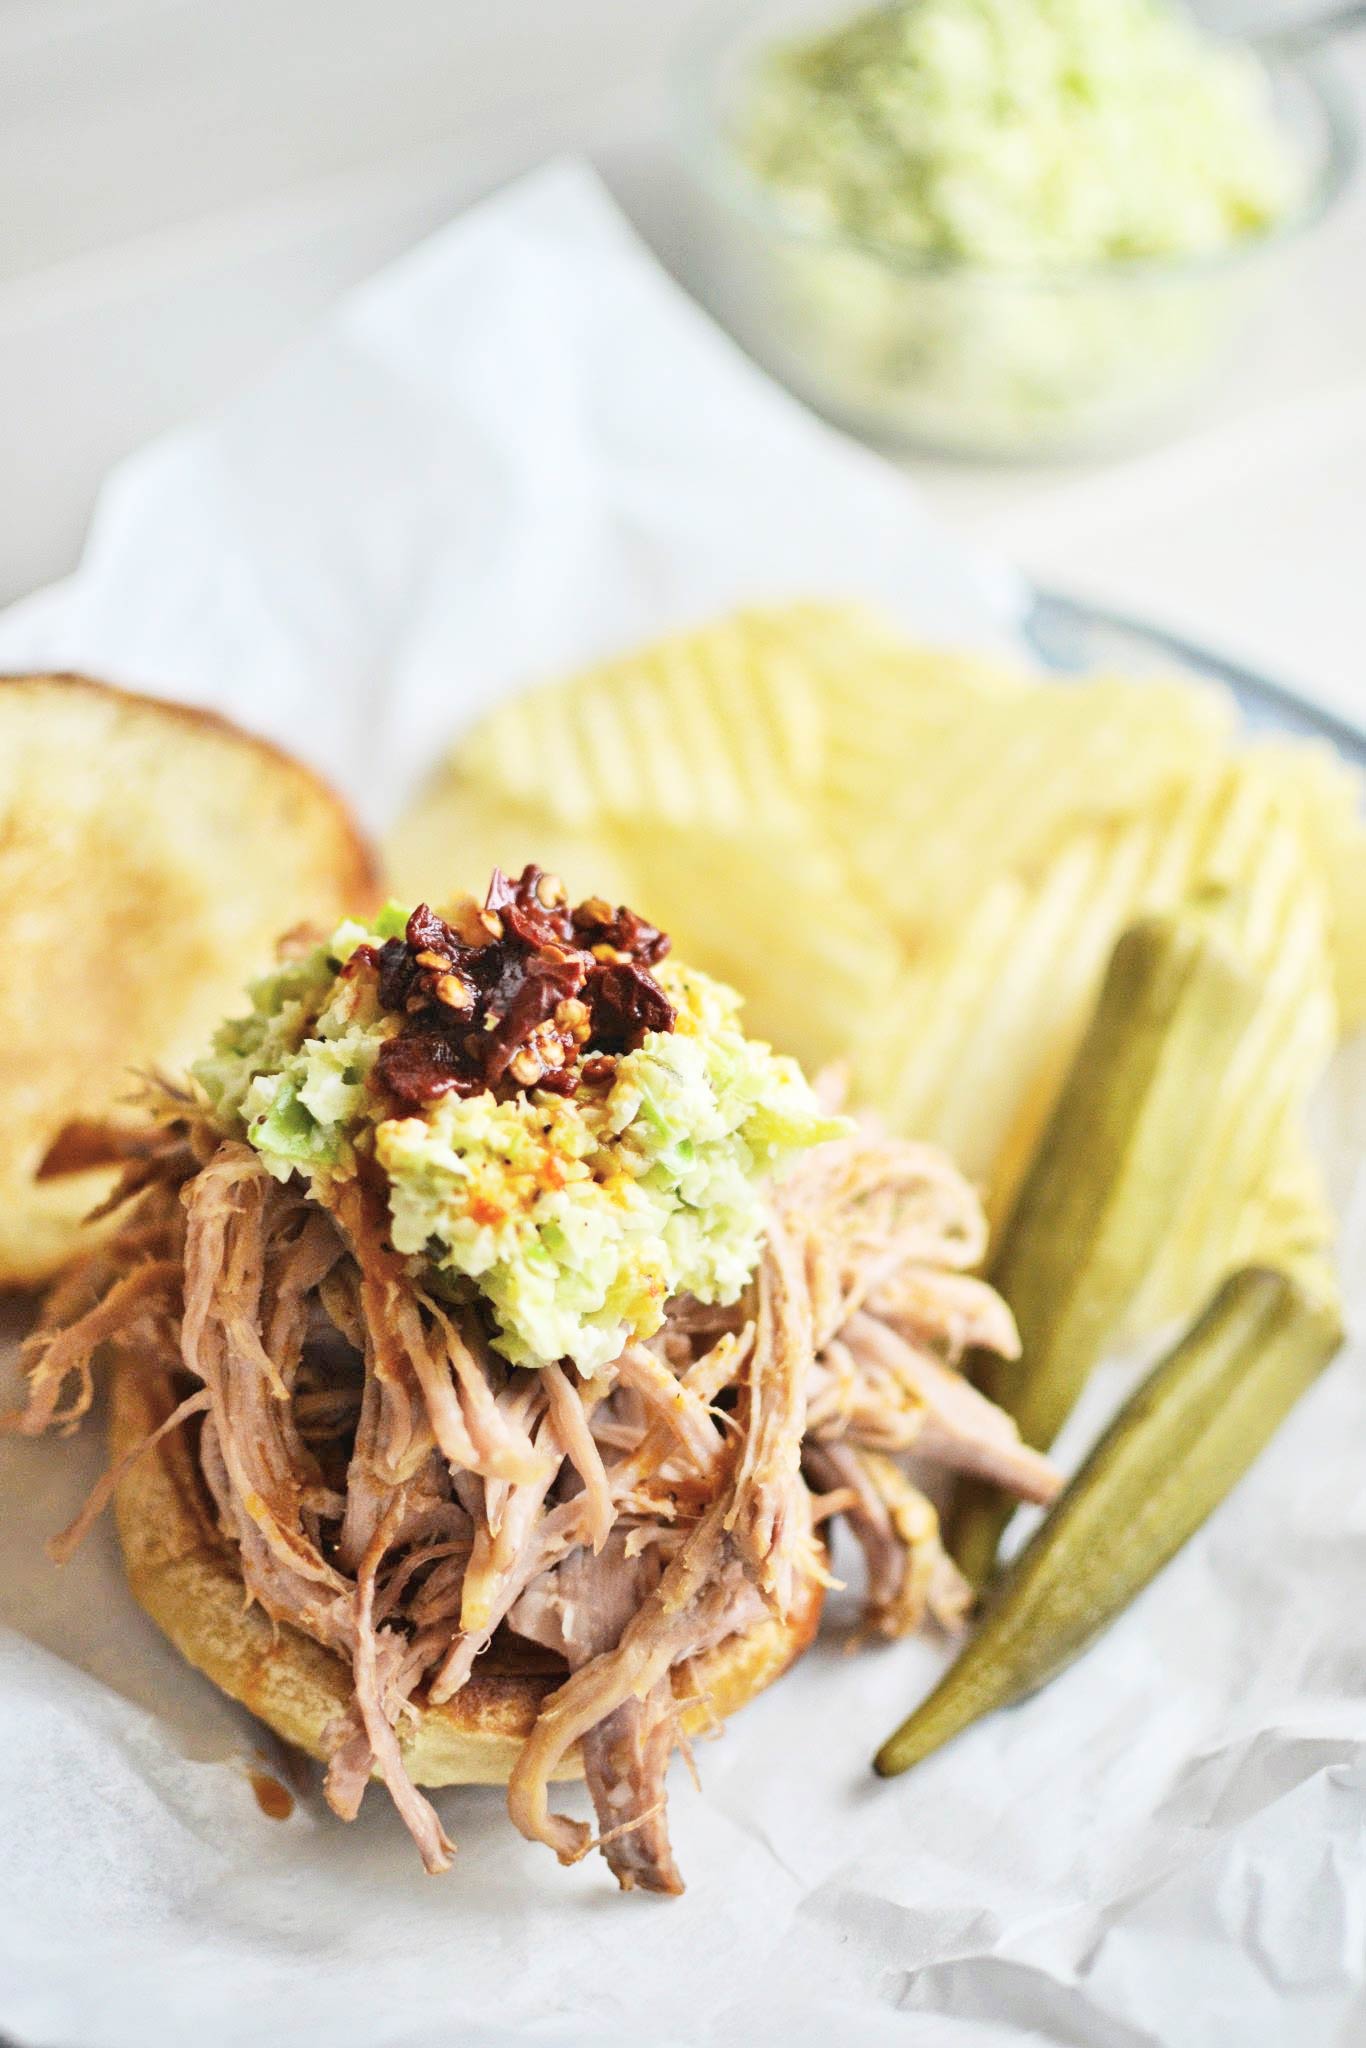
[7,1100,1057,1895]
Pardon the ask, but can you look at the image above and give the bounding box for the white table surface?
[2,0,1364,718]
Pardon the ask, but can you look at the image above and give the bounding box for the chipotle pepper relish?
[353,867,676,1111]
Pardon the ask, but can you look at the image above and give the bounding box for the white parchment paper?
[1,161,1363,2048]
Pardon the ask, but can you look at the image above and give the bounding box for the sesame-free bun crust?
[0,675,376,1287]
[110,1362,823,1786]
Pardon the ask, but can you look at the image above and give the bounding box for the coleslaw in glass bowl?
[679,0,1357,458]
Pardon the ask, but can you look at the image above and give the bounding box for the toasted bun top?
[0,675,376,1286]
[110,1362,823,1788]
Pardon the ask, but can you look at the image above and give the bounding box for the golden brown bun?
[0,675,376,1287]
[110,1362,823,1786]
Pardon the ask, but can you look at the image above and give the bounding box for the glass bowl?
[677,0,1358,460]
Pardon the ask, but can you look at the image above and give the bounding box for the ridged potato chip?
[850,811,1173,1213]
[627,822,898,1075]
[824,667,1236,948]
[1233,1126,1339,1304]
[851,755,1342,1277]
[759,601,1029,716]
[1129,821,1338,1331]
[1243,736,1366,1029]
[454,611,826,834]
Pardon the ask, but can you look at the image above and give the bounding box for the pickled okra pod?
[948,911,1257,1588]
[876,1266,1342,1777]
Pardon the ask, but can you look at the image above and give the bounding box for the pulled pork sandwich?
[7,867,1058,1894]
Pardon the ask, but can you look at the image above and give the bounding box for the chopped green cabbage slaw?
[193,915,845,1372]
[740,0,1297,269]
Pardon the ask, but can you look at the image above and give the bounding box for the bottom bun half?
[110,1361,823,1786]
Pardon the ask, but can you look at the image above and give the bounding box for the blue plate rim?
[1025,586,1366,769]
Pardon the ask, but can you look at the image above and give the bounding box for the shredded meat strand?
[726,1211,813,1614]
[351,1499,455,1874]
[47,1386,211,1566]
[803,1440,970,1639]
[4,1259,180,1435]
[506,1501,737,1865]
[508,1534,683,1892]
[840,1312,1059,1505]
[543,1364,614,1553]
[614,1344,728,1475]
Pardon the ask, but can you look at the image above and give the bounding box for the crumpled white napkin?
[0,156,1020,835]
[0,160,1361,2048]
